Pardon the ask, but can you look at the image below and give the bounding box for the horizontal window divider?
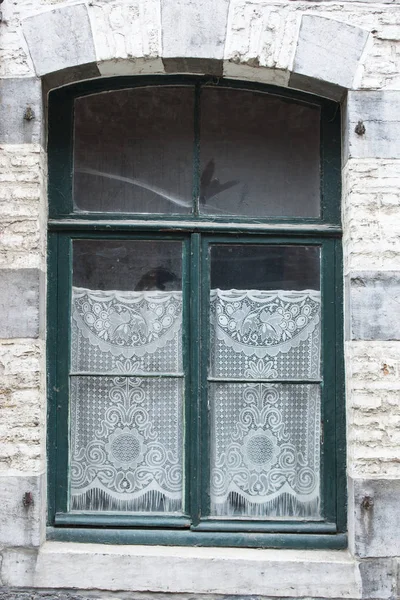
[69,372,184,378]
[48,219,342,236]
[54,513,191,529]
[47,527,347,549]
[191,520,336,534]
[207,377,322,384]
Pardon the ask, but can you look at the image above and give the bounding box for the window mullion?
[193,84,201,217]
[189,232,202,525]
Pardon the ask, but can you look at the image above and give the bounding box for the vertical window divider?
[193,84,201,217]
[189,232,202,526]
[55,234,72,515]
[320,238,337,524]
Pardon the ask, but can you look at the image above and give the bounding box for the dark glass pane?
[73,87,194,213]
[200,88,320,217]
[209,245,321,380]
[71,240,183,374]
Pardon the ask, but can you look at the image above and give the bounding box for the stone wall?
[1,0,400,598]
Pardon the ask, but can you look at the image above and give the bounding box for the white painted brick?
[347,341,400,478]
[0,145,46,269]
[343,159,400,272]
[0,339,45,472]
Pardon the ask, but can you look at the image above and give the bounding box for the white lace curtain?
[70,287,321,518]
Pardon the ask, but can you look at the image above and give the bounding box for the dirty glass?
[73,87,194,214]
[199,88,321,218]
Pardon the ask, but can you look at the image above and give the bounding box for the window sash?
[48,76,341,226]
[48,230,344,536]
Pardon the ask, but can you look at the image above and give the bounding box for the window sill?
[34,540,360,598]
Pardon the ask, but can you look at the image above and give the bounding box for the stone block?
[0,269,43,339]
[0,473,45,548]
[161,0,229,62]
[34,543,360,597]
[349,477,400,558]
[293,15,369,90]
[348,272,400,341]
[22,4,96,77]
[0,79,42,145]
[89,0,161,63]
[345,91,400,161]
[0,548,37,588]
[359,558,398,599]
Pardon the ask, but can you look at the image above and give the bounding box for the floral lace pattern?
[210,382,321,518]
[70,287,321,516]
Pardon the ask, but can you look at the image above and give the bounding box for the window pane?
[209,245,321,520]
[69,240,184,514]
[209,245,321,379]
[70,376,184,513]
[200,88,320,217]
[210,383,321,519]
[73,87,194,214]
[72,240,183,374]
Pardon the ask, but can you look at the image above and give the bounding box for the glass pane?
[73,87,194,213]
[69,240,184,514]
[210,245,321,379]
[70,376,184,513]
[210,383,321,519]
[200,88,320,217]
[72,240,183,374]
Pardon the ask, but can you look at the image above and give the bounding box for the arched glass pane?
[73,87,194,214]
[199,88,320,218]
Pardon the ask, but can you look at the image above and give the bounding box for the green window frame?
[47,76,346,548]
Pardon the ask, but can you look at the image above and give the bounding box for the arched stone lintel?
[22,2,370,101]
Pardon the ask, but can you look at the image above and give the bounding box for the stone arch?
[21,2,370,101]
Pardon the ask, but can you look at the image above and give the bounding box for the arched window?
[47,77,345,548]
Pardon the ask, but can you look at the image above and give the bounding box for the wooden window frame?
[47,76,346,549]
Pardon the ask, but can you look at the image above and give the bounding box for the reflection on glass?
[73,87,194,213]
[200,88,320,217]
[69,240,184,513]
[209,244,321,519]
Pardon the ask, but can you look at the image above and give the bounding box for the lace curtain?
[70,287,321,518]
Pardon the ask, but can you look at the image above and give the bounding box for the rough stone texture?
[0,592,367,600]
[293,15,369,89]
[0,340,45,473]
[90,0,161,63]
[33,543,361,597]
[348,272,400,340]
[349,478,400,558]
[345,91,400,161]
[342,159,400,272]
[0,548,38,587]
[0,144,46,270]
[0,269,43,339]
[161,0,230,61]
[0,79,42,145]
[358,558,399,599]
[0,473,45,547]
[22,4,96,76]
[223,1,296,85]
[347,341,400,478]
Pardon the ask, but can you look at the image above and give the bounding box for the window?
[47,77,345,548]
